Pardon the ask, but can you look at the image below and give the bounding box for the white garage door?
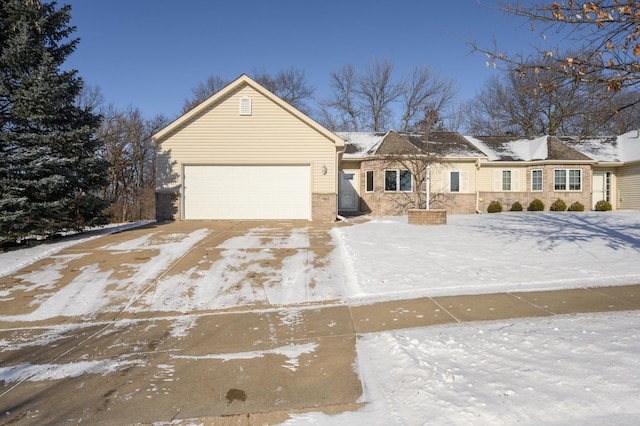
[183,165,310,220]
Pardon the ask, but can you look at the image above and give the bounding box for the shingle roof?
[464,136,548,161]
[548,137,596,161]
[338,131,485,158]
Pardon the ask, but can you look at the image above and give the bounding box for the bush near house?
[595,200,612,211]
[568,201,585,212]
[528,199,545,211]
[510,201,523,211]
[487,200,503,213]
[550,199,567,211]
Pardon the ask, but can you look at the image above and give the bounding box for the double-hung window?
[531,169,543,191]
[554,169,582,191]
[502,170,512,191]
[385,169,412,192]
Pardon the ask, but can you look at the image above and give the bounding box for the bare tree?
[98,106,169,222]
[399,66,457,131]
[251,67,315,114]
[471,1,640,116]
[356,59,403,132]
[318,64,361,131]
[182,75,229,114]
[321,60,458,132]
[465,54,638,136]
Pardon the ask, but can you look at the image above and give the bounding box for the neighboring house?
[153,74,344,221]
[560,130,640,210]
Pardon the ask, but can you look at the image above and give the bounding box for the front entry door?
[339,171,359,211]
[592,171,611,209]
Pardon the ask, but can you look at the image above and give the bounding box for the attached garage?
[154,74,344,222]
[183,165,310,220]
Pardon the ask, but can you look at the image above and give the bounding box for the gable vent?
[239,96,252,115]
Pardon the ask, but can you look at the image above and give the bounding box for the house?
[153,75,639,221]
[153,74,344,221]
[337,130,485,215]
[338,130,640,216]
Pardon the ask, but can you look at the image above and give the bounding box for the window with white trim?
[554,169,582,191]
[494,169,519,191]
[384,169,412,192]
[502,170,512,191]
[531,169,543,191]
[365,170,374,192]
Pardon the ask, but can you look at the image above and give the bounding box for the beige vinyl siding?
[156,85,336,193]
[431,162,477,193]
[476,165,526,192]
[617,162,640,210]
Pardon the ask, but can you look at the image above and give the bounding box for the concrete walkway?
[1,284,639,425]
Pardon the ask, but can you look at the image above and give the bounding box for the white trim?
[531,169,543,192]
[239,96,252,115]
[554,168,583,192]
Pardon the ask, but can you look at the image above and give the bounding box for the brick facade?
[312,193,338,221]
[478,165,592,212]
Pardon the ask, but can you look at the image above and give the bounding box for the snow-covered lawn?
[1,212,640,424]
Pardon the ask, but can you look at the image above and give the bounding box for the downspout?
[475,158,482,214]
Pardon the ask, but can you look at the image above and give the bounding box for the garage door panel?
[184,165,310,219]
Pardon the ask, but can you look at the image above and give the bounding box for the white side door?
[338,171,359,211]
[592,171,609,209]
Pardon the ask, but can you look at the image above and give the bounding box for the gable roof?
[338,131,485,159]
[153,74,344,148]
[338,132,387,158]
[405,132,485,157]
[558,130,640,163]
[465,136,549,161]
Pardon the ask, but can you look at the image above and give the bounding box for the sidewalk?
[3,283,637,425]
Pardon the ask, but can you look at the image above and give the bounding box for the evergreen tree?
[0,0,110,243]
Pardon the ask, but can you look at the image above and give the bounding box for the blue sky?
[63,0,540,121]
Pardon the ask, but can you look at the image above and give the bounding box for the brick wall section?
[358,158,480,215]
[430,193,478,214]
[312,193,337,221]
[408,209,447,225]
[478,165,592,212]
[155,192,180,221]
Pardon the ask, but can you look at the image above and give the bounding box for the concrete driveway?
[2,219,640,424]
[0,221,363,425]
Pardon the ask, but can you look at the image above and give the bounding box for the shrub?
[510,201,523,212]
[487,200,503,213]
[550,198,567,212]
[528,198,545,211]
[595,200,612,211]
[568,201,585,212]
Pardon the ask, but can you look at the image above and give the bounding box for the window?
[494,169,518,191]
[554,169,582,191]
[450,171,460,193]
[384,169,412,192]
[502,170,512,191]
[531,169,543,191]
[365,170,374,192]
